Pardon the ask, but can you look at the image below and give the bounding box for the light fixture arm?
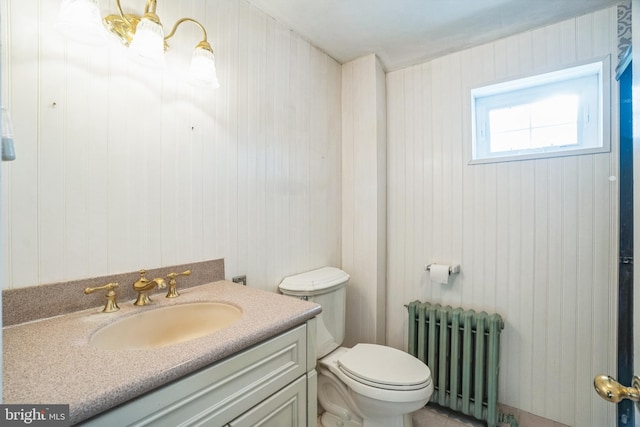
[114,0,132,27]
[115,0,157,19]
[143,0,157,15]
[112,0,159,30]
[165,18,212,52]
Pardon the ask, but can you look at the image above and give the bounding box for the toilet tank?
[278,267,350,358]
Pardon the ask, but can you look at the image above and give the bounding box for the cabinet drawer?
[81,324,307,427]
[227,376,306,427]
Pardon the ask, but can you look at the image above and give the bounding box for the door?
[592,5,637,426]
[620,54,634,427]
[634,2,640,426]
[597,2,640,425]
[596,53,635,427]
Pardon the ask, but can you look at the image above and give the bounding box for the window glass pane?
[490,129,530,153]
[531,124,577,148]
[530,95,578,128]
[489,104,530,133]
[488,94,579,153]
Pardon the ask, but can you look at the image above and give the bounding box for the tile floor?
[321,403,564,427]
[318,405,484,427]
[412,405,485,427]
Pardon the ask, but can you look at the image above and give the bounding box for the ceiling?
[246,0,622,71]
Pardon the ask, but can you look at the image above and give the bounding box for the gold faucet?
[84,282,120,313]
[133,270,167,306]
[165,270,192,298]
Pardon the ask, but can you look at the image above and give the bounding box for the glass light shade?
[128,17,165,67]
[55,0,107,45]
[189,47,220,87]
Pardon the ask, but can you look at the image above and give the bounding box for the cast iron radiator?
[407,301,505,427]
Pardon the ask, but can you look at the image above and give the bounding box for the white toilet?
[279,267,433,427]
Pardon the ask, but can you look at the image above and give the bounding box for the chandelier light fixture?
[57,0,220,87]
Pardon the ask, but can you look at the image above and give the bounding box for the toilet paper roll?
[429,264,450,285]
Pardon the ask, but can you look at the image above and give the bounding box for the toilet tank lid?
[279,267,350,294]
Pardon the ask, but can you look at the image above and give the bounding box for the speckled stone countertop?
[3,280,321,425]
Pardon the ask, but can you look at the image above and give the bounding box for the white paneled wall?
[0,0,342,291]
[386,8,618,427]
[341,54,387,347]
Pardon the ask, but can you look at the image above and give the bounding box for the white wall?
[0,0,342,291]
[386,8,618,426]
[341,54,387,347]
[0,4,4,399]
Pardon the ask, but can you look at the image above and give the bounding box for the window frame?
[470,56,611,164]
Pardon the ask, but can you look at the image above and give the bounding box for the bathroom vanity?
[82,321,317,426]
[3,281,320,426]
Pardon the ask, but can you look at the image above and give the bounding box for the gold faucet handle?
[84,282,119,294]
[165,270,192,298]
[167,270,191,279]
[84,283,120,313]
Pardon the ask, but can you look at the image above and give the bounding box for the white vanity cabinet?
[226,376,307,426]
[81,320,317,427]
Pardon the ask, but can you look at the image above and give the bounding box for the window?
[470,58,610,164]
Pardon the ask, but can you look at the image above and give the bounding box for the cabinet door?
[229,376,307,427]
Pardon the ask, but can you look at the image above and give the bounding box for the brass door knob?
[594,375,640,403]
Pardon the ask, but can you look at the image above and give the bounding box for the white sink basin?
[90,302,242,350]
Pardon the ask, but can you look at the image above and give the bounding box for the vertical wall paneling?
[0,0,4,400]
[40,0,66,283]
[341,54,387,346]
[6,1,39,287]
[386,8,618,426]
[0,0,342,292]
[386,70,404,342]
[375,57,387,344]
[1,0,11,293]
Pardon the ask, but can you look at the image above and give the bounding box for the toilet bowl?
[278,267,433,427]
[318,345,433,427]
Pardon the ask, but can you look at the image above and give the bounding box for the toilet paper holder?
[425,264,461,275]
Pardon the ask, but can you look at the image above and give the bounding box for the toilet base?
[317,360,418,427]
[319,410,363,427]
[317,365,364,426]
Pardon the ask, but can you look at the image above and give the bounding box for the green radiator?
[407,301,505,427]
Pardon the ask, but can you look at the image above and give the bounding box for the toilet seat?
[320,345,433,404]
[337,343,431,391]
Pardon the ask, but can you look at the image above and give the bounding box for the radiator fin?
[407,301,504,427]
